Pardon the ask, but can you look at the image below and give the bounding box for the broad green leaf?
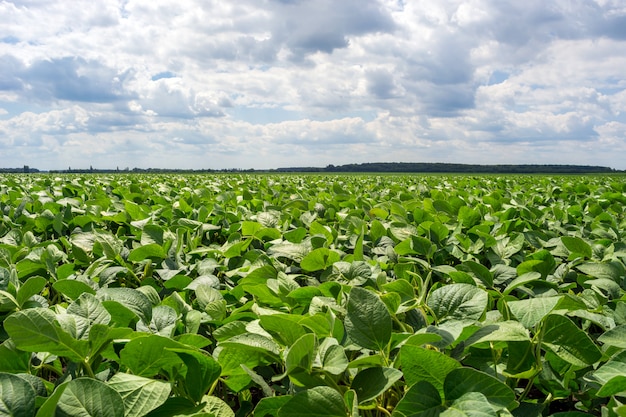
[344,389,359,417]
[102,300,142,328]
[98,287,152,324]
[561,236,592,259]
[442,392,497,417]
[577,262,624,282]
[598,325,626,348]
[516,250,556,279]
[67,292,111,325]
[286,333,316,375]
[458,261,493,288]
[508,296,560,329]
[541,314,602,367]
[56,378,125,417]
[16,276,47,307]
[392,381,444,417]
[0,372,36,417]
[596,376,626,397]
[322,344,349,375]
[465,321,530,346]
[0,291,18,312]
[128,243,167,262]
[301,248,341,272]
[219,333,281,357]
[502,272,543,296]
[52,279,96,300]
[141,397,200,417]
[141,224,165,246]
[350,366,403,403]
[108,373,171,417]
[278,386,346,417]
[254,397,292,417]
[589,351,626,394]
[169,349,221,403]
[345,286,392,351]
[0,340,30,373]
[401,345,461,397]
[36,380,70,417]
[4,308,89,362]
[198,395,235,417]
[119,335,186,378]
[427,283,488,322]
[260,314,308,346]
[137,305,178,337]
[444,367,516,410]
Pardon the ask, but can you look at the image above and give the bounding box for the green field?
[1,173,626,416]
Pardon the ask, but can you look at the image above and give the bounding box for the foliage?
[1,173,626,416]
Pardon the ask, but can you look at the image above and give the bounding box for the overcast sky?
[1,0,626,170]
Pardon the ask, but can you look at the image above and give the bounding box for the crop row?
[1,174,626,416]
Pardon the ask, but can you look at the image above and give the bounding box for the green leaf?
[301,248,341,272]
[128,243,167,262]
[67,292,111,325]
[392,381,444,417]
[0,372,36,417]
[322,344,349,375]
[345,286,392,351]
[16,276,47,307]
[119,335,186,378]
[444,367,516,410]
[52,279,96,300]
[443,392,498,417]
[137,305,178,337]
[56,378,125,417]
[0,341,30,373]
[108,373,171,417]
[508,296,560,329]
[254,397,292,417]
[502,272,543,296]
[576,262,624,282]
[598,325,626,348]
[589,351,626,395]
[4,308,89,362]
[350,367,403,404]
[198,395,235,417]
[427,283,488,322]
[596,375,626,397]
[141,224,165,246]
[465,321,531,346]
[401,345,461,397]
[561,236,592,259]
[98,287,153,324]
[278,386,346,417]
[458,261,493,288]
[541,314,602,367]
[286,333,316,376]
[169,349,221,403]
[260,314,307,346]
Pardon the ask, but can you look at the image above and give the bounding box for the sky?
[1,0,626,171]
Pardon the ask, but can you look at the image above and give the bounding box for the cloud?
[1,0,626,170]
[0,55,132,104]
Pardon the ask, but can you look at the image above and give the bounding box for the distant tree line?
[276,162,617,174]
[3,163,620,174]
[0,166,40,173]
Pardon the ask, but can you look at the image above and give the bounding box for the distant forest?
[276,162,617,174]
[1,162,619,174]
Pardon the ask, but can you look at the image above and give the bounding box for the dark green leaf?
[345,286,392,351]
[350,367,403,403]
[278,386,346,417]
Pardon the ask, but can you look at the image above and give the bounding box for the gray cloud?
[1,0,626,170]
[21,57,132,103]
